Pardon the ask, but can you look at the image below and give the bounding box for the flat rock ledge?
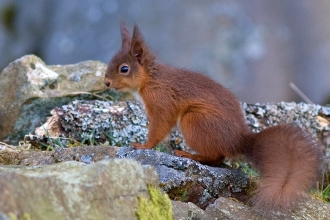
[0,146,247,209]
[1,146,330,219]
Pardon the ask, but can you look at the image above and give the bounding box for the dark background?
[1,0,330,104]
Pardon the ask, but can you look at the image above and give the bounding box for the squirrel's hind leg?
[174,150,224,166]
[178,111,227,166]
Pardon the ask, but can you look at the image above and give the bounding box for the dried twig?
[289,82,313,104]
[68,91,113,101]
[0,141,22,151]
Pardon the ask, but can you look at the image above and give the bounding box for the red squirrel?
[104,22,321,212]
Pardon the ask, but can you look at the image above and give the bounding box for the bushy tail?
[246,124,321,212]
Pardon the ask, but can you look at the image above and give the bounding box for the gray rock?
[0,159,165,220]
[0,55,122,144]
[205,197,330,220]
[173,196,330,220]
[117,147,247,209]
[172,201,213,220]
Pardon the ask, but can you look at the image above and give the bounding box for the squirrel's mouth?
[111,86,129,92]
[105,84,122,91]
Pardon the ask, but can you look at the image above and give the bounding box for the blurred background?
[0,0,330,105]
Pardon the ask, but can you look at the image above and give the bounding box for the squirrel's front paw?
[174,150,192,158]
[131,142,152,149]
[131,142,143,149]
[174,150,185,156]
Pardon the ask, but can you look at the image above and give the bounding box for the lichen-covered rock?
[0,159,163,220]
[33,100,330,161]
[241,102,330,171]
[34,100,186,150]
[0,55,123,144]
[31,100,330,174]
[52,100,148,146]
[241,102,330,136]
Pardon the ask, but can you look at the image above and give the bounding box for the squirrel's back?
[150,63,241,108]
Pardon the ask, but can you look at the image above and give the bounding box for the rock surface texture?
[0,147,329,219]
[0,159,169,220]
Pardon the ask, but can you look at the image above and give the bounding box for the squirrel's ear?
[131,24,145,64]
[120,20,131,49]
[132,41,144,64]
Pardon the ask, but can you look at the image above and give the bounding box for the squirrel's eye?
[120,65,129,74]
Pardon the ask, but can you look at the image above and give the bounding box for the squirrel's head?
[104,21,156,92]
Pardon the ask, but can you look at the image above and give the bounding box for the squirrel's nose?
[104,78,111,87]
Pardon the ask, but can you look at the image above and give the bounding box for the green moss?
[237,161,259,178]
[181,190,187,202]
[161,181,193,201]
[154,144,169,153]
[136,185,173,220]
[66,139,82,148]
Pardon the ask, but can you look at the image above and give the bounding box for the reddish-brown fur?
[104,22,321,213]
